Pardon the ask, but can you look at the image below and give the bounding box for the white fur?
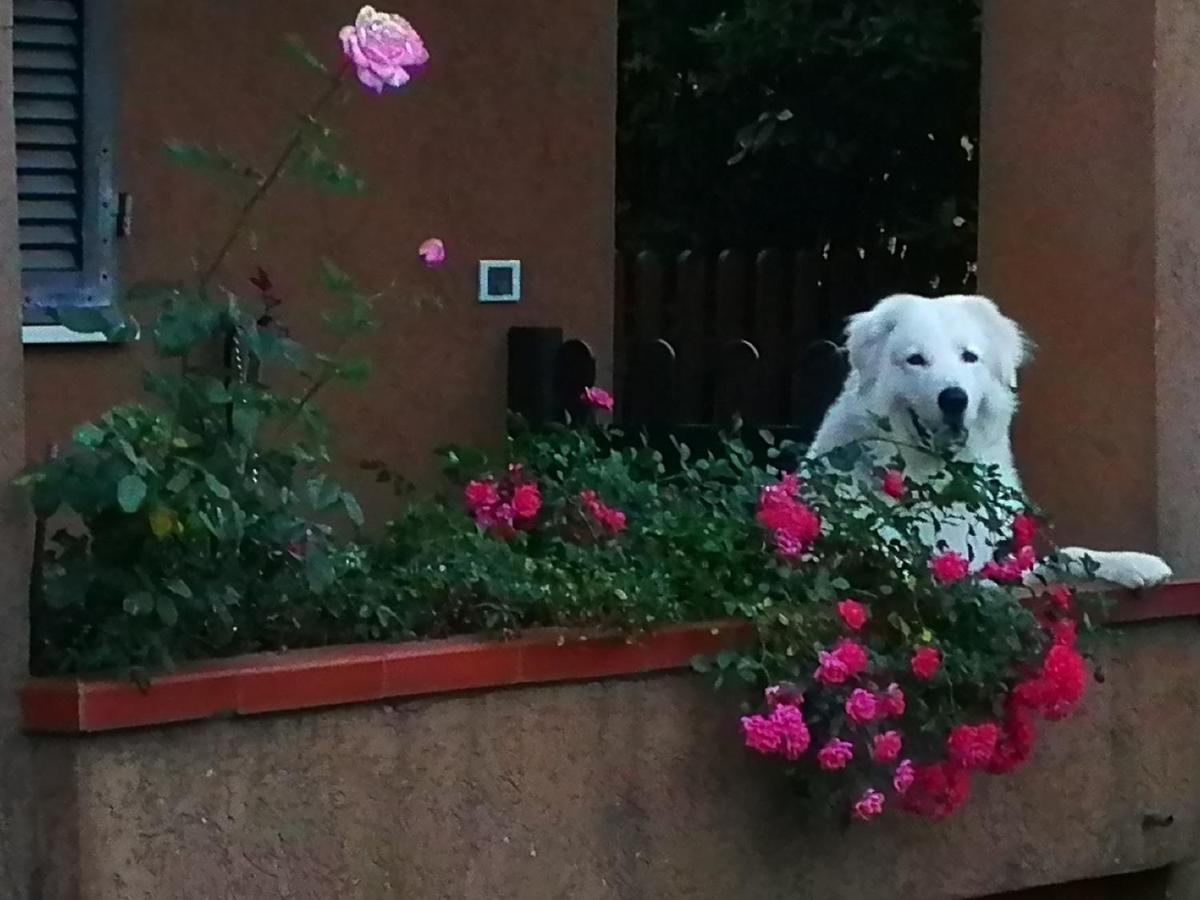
[808,293,1172,591]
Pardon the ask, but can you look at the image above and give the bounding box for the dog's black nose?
[938,387,968,421]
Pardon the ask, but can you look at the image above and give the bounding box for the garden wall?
[22,0,616,512]
[28,617,1200,899]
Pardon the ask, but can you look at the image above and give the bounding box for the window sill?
[20,581,1200,736]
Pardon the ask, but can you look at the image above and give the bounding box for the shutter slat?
[19,199,78,221]
[18,148,77,171]
[14,47,78,71]
[22,248,77,270]
[14,0,79,21]
[15,72,78,97]
[20,224,78,246]
[14,97,77,121]
[16,123,79,146]
[12,23,78,47]
[18,174,76,196]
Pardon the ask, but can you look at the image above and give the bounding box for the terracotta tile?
[236,655,385,715]
[382,638,524,698]
[79,672,238,732]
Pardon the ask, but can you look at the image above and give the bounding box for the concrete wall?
[22,0,616,517]
[0,0,35,893]
[978,0,1200,575]
[30,620,1200,899]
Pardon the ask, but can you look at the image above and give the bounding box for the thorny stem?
[198,61,351,297]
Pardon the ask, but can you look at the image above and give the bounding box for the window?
[14,0,121,344]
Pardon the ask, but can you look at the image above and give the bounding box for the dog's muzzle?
[937,387,968,428]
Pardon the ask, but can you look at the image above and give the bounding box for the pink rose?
[911,646,942,681]
[511,483,542,522]
[881,469,907,500]
[582,386,615,412]
[929,550,970,585]
[1012,513,1037,549]
[845,688,879,725]
[837,599,869,631]
[852,788,885,822]
[464,479,499,513]
[881,683,906,718]
[892,759,915,794]
[814,650,850,685]
[741,715,781,756]
[769,703,811,761]
[947,722,1000,770]
[817,738,854,771]
[339,5,429,93]
[418,237,446,268]
[872,730,903,762]
[832,639,870,677]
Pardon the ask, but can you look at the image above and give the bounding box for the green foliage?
[618,0,981,255]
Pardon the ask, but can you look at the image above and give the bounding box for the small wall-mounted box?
[478,260,521,303]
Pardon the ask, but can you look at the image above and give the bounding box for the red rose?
[837,599,869,631]
[512,483,542,522]
[947,722,1000,770]
[911,646,942,680]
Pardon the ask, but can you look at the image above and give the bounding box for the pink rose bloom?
[929,550,970,585]
[741,715,781,756]
[845,688,879,725]
[837,599,869,631]
[418,237,446,268]
[511,483,542,522]
[1049,585,1073,613]
[1013,513,1038,549]
[881,469,907,500]
[911,646,942,681]
[1052,619,1077,647]
[817,738,854,771]
[832,639,870,677]
[947,722,1000,770]
[814,650,850,685]
[881,683,906,718]
[464,479,499,512]
[339,5,429,93]
[852,788,885,822]
[893,758,915,794]
[582,386,615,412]
[492,503,515,527]
[769,704,811,761]
[872,730,903,762]
[981,558,1023,583]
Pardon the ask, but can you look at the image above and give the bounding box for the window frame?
[18,0,123,344]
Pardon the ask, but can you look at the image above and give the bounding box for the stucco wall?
[30,620,1200,899]
[22,0,616,518]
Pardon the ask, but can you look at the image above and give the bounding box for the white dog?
[808,293,1172,590]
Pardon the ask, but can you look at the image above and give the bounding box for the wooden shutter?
[13,0,118,335]
[14,0,83,275]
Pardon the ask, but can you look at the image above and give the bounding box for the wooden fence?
[614,245,975,438]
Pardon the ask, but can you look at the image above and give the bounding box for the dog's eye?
[905,353,928,367]
[961,350,979,363]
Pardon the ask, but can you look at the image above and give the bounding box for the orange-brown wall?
[23,0,615,522]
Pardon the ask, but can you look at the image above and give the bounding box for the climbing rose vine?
[725,435,1110,825]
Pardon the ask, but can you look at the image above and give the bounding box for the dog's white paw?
[1061,549,1173,590]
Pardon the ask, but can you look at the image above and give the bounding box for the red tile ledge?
[20,582,1200,735]
[20,619,756,734]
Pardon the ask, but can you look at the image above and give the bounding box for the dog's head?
[844,293,1030,439]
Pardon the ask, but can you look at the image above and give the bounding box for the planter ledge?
[20,580,1200,735]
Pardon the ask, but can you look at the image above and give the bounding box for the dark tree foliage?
[617,0,982,258]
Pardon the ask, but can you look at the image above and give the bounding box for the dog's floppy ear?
[960,295,1031,389]
[844,294,908,392]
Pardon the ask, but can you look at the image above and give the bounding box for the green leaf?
[122,591,154,616]
[156,594,179,627]
[165,579,193,599]
[305,547,335,593]
[165,469,193,494]
[117,474,147,513]
[73,423,106,449]
[54,306,112,335]
[341,491,365,527]
[204,472,232,500]
[231,406,260,440]
[202,379,232,404]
